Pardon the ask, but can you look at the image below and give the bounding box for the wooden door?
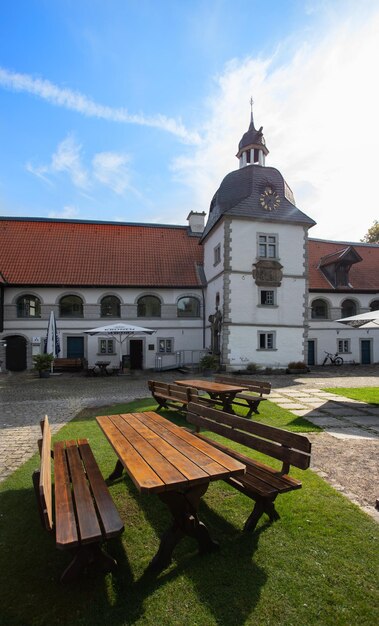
[5,335,27,371]
[130,340,143,369]
[67,336,84,358]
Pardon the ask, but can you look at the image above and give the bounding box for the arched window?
[137,295,161,318]
[16,295,41,318]
[311,298,328,319]
[100,295,121,318]
[370,300,379,311]
[177,296,200,318]
[59,295,83,318]
[341,299,357,318]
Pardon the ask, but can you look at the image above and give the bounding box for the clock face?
[260,186,280,211]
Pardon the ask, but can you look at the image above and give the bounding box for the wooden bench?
[215,375,271,416]
[32,415,124,582]
[186,402,311,532]
[53,358,83,371]
[148,380,200,412]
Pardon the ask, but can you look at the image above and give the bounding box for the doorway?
[360,339,371,364]
[67,336,84,359]
[130,340,143,369]
[5,335,27,371]
[307,340,316,366]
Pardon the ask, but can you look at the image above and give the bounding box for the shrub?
[33,353,54,371]
[246,362,260,373]
[199,354,218,370]
[287,361,308,370]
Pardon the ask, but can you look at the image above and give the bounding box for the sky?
[1,0,378,242]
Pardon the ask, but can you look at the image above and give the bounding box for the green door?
[67,336,84,359]
[360,340,371,364]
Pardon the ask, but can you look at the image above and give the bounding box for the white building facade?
[0,110,378,372]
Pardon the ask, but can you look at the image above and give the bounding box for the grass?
[0,397,378,626]
[324,387,379,405]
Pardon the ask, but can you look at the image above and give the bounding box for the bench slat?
[187,409,310,470]
[54,441,79,549]
[148,380,198,411]
[188,402,311,454]
[39,416,53,531]
[215,375,271,395]
[65,440,103,544]
[77,440,124,539]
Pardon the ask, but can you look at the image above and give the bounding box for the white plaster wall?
[2,286,205,370]
[228,274,306,326]
[308,291,379,364]
[227,326,305,369]
[229,220,306,275]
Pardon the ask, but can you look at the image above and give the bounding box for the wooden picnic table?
[175,378,249,413]
[96,411,245,572]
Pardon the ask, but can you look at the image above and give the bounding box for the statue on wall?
[208,308,222,355]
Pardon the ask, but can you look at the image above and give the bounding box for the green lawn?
[324,387,379,405]
[0,398,378,626]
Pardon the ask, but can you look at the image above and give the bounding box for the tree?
[361,220,379,243]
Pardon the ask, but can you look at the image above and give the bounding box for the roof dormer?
[318,246,362,288]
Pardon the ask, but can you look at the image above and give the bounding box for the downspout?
[201,286,206,348]
[0,284,4,333]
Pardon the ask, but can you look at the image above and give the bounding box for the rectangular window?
[258,332,275,350]
[158,339,173,353]
[258,234,277,258]
[214,243,221,266]
[99,339,115,354]
[337,339,350,353]
[260,290,275,306]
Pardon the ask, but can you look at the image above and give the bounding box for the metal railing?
[154,350,208,371]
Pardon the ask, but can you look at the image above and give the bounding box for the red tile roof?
[1,219,378,292]
[308,239,379,291]
[0,219,204,287]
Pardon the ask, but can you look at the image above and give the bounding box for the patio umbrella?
[85,323,155,369]
[44,310,61,372]
[336,309,379,328]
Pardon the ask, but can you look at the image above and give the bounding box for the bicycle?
[322,351,344,366]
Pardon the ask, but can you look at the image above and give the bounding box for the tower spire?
[236,99,268,168]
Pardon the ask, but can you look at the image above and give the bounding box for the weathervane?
[250,96,254,123]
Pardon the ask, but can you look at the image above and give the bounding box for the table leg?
[222,394,235,414]
[108,459,124,480]
[147,482,219,573]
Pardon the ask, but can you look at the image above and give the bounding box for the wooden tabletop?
[175,379,248,394]
[96,411,245,494]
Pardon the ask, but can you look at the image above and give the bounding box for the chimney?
[187,211,206,233]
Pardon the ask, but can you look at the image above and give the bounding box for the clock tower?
[201,103,316,370]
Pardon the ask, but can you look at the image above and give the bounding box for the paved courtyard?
[0,365,378,519]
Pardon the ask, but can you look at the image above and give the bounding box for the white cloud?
[27,136,135,197]
[0,67,200,145]
[92,152,131,194]
[48,204,79,219]
[51,135,89,189]
[172,6,379,241]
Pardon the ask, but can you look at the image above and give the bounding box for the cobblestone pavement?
[0,365,378,519]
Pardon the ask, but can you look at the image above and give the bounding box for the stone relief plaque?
[252,260,283,286]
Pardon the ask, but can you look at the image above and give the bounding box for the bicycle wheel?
[334,357,343,366]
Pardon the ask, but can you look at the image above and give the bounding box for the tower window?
[258,234,278,258]
[260,290,275,306]
[258,332,275,350]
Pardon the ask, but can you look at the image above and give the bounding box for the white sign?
[32,337,41,344]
